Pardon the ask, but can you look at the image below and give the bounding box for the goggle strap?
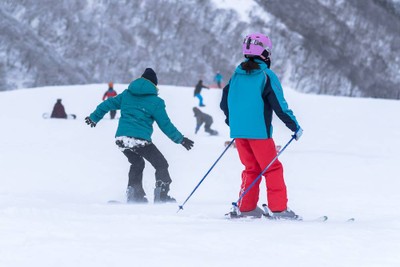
[243,37,264,48]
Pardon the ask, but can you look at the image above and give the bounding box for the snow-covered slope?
[0,84,399,267]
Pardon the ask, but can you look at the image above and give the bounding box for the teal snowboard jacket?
[89,78,184,143]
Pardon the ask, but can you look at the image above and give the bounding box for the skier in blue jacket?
[85,68,194,203]
[220,33,303,219]
[214,72,223,88]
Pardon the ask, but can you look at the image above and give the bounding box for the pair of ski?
[226,204,355,223]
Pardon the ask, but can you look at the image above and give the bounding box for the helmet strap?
[246,37,252,49]
[261,49,270,59]
[260,50,271,68]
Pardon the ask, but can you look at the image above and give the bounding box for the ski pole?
[178,139,236,212]
[231,135,296,213]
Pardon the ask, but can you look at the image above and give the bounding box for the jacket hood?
[234,58,269,75]
[127,77,158,96]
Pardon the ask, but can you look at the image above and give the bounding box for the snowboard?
[42,113,76,119]
[108,198,149,204]
[208,130,219,136]
[108,200,123,204]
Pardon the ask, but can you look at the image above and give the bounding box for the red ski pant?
[235,138,288,212]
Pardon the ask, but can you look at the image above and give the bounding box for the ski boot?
[262,204,302,220]
[126,186,148,204]
[154,181,176,203]
[226,205,264,219]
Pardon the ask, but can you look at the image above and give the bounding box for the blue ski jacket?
[90,78,184,143]
[220,59,299,139]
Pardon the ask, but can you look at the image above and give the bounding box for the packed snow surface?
[0,83,399,266]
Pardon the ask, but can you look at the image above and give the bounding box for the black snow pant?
[110,110,116,119]
[122,143,172,197]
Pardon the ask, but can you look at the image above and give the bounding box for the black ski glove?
[181,137,194,151]
[85,116,96,127]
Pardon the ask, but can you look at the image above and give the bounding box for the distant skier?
[193,107,218,135]
[102,82,118,119]
[50,99,68,119]
[85,68,194,204]
[214,71,223,89]
[193,80,209,107]
[220,33,303,219]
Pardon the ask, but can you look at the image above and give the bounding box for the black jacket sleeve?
[262,76,299,132]
[220,83,230,126]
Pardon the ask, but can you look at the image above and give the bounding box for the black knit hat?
[141,68,158,85]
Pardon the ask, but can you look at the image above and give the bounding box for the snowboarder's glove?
[85,116,96,127]
[181,137,194,151]
[293,127,303,141]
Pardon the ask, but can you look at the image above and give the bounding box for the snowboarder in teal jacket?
[85,68,194,204]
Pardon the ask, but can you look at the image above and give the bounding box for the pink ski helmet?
[242,33,272,57]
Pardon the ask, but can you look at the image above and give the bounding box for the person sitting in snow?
[102,82,118,119]
[85,68,194,204]
[193,107,218,135]
[50,99,68,119]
